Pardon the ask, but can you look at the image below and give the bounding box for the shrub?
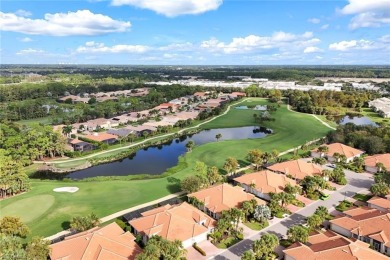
[115,219,126,230]
[193,243,206,256]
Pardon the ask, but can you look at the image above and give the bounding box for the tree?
[228,208,244,233]
[215,133,222,141]
[26,236,51,260]
[252,233,279,259]
[180,176,203,193]
[246,149,263,170]
[185,140,195,152]
[287,225,309,243]
[223,157,239,175]
[307,214,323,230]
[273,192,294,208]
[70,213,100,232]
[242,201,255,221]
[194,161,208,183]
[241,250,256,260]
[284,183,300,195]
[317,146,328,154]
[62,125,73,137]
[253,205,271,222]
[314,206,331,221]
[376,162,386,173]
[0,234,26,259]
[329,166,347,185]
[370,182,389,197]
[142,131,149,139]
[136,236,186,260]
[0,216,29,237]
[207,166,222,185]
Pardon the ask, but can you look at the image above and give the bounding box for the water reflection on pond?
[337,114,377,126]
[67,126,272,179]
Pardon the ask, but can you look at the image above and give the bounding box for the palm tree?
[62,125,73,137]
[376,162,385,173]
[142,131,149,139]
[242,201,254,221]
[223,157,239,176]
[215,133,222,141]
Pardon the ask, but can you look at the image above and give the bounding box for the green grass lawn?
[7,98,331,239]
[17,116,53,126]
[243,220,268,231]
[353,193,373,202]
[216,236,242,249]
[361,108,390,127]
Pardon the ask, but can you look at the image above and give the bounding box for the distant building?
[83,133,118,144]
[369,98,390,118]
[267,159,322,181]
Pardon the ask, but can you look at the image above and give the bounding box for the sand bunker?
[53,187,79,193]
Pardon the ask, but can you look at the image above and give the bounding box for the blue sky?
[1,0,389,65]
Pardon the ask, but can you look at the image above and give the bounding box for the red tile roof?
[267,159,322,180]
[364,154,390,171]
[83,133,118,142]
[316,143,364,159]
[49,223,142,260]
[234,170,297,194]
[129,202,216,243]
[188,183,266,215]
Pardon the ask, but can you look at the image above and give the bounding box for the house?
[128,202,216,248]
[228,92,246,99]
[311,143,364,163]
[193,92,208,100]
[49,223,142,260]
[188,183,266,219]
[107,128,136,138]
[75,118,119,131]
[330,208,390,256]
[69,139,94,152]
[267,159,322,181]
[83,133,118,144]
[364,154,390,173]
[367,196,390,212]
[233,170,297,201]
[154,103,179,113]
[57,95,90,104]
[283,230,388,260]
[125,125,157,137]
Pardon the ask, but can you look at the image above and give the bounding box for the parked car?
[327,163,336,168]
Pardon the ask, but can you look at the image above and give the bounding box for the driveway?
[212,168,374,260]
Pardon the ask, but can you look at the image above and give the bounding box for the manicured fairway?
[3,98,331,239]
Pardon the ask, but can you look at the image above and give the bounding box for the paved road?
[212,169,374,260]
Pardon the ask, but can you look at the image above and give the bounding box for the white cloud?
[308,18,321,24]
[76,41,149,53]
[339,0,390,29]
[16,48,44,55]
[200,31,318,54]
[329,39,377,51]
[20,37,33,42]
[320,24,329,30]
[304,46,323,53]
[14,9,32,17]
[0,10,131,36]
[158,42,194,51]
[111,0,222,17]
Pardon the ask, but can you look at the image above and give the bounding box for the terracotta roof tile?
[234,170,297,194]
[83,133,118,142]
[188,183,266,215]
[316,143,364,159]
[364,154,390,171]
[367,196,390,211]
[49,223,142,260]
[267,159,322,180]
[129,202,216,244]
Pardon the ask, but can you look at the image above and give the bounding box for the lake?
[337,115,377,126]
[66,126,272,179]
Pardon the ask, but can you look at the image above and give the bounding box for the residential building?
[69,139,94,152]
[74,118,119,131]
[154,103,179,113]
[330,208,390,255]
[129,202,216,248]
[125,125,157,137]
[367,196,390,212]
[311,143,364,163]
[188,183,266,219]
[369,98,390,118]
[283,230,388,260]
[107,128,136,138]
[233,170,297,200]
[364,154,390,173]
[83,133,118,144]
[49,223,142,260]
[267,159,322,181]
[57,95,90,104]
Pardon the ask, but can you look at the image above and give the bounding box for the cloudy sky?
[1,0,389,65]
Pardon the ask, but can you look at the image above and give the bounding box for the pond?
[66,126,272,179]
[337,114,377,126]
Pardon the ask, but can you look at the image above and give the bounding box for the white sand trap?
[53,187,79,193]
